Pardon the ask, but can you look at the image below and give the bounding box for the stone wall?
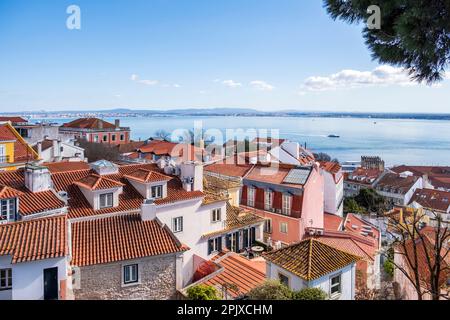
[74,254,177,300]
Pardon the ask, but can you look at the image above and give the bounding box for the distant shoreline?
[2,109,450,121]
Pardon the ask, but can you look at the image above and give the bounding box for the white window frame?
[247,187,255,207]
[0,268,12,290]
[211,208,222,223]
[151,185,163,199]
[99,193,114,209]
[94,135,99,143]
[264,218,273,233]
[120,134,125,141]
[280,222,288,234]
[211,237,221,253]
[0,145,6,163]
[282,194,292,216]
[0,199,16,222]
[330,273,342,298]
[173,216,183,233]
[123,264,139,285]
[111,134,116,142]
[265,190,273,211]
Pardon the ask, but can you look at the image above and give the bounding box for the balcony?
[0,155,10,163]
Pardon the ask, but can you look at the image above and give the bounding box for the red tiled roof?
[0,215,68,264]
[344,213,381,244]
[137,140,204,161]
[62,118,117,130]
[202,253,266,298]
[0,123,38,163]
[375,173,419,194]
[324,213,343,231]
[154,179,204,205]
[0,116,28,123]
[19,190,66,216]
[43,161,90,173]
[409,188,450,212]
[347,168,383,185]
[74,174,125,191]
[0,185,23,200]
[320,161,341,175]
[205,159,254,178]
[252,138,286,145]
[71,213,187,267]
[124,168,172,183]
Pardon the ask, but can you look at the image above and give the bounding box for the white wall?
[0,255,68,300]
[323,171,343,216]
[267,261,356,300]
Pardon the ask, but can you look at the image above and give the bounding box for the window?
[173,217,183,233]
[111,134,116,142]
[0,268,12,290]
[278,273,289,288]
[211,208,221,223]
[123,264,138,285]
[247,187,255,207]
[208,237,222,255]
[0,145,6,163]
[99,193,113,209]
[265,190,273,211]
[94,135,99,143]
[0,199,16,222]
[280,222,288,234]
[120,134,125,141]
[151,185,163,199]
[282,194,292,215]
[264,218,273,233]
[103,135,108,142]
[330,274,342,297]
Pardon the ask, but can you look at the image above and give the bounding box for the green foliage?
[186,285,220,300]
[324,0,450,84]
[293,288,328,300]
[354,188,389,215]
[248,280,293,300]
[383,259,394,278]
[344,198,366,214]
[77,139,120,162]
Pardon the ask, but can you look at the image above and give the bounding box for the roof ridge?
[307,239,314,280]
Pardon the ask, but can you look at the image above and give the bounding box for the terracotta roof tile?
[71,213,186,267]
[202,253,266,298]
[19,190,66,216]
[74,174,125,191]
[409,188,450,212]
[0,116,28,123]
[264,238,360,281]
[43,161,90,173]
[0,185,24,200]
[62,118,117,130]
[124,169,172,183]
[0,215,68,264]
[324,213,343,231]
[0,123,38,163]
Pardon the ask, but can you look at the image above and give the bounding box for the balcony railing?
[0,155,10,163]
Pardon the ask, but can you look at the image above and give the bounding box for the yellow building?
[0,122,39,171]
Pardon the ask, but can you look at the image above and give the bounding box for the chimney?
[24,164,52,193]
[53,139,60,158]
[180,161,203,192]
[141,199,157,221]
[37,141,42,156]
[115,119,120,129]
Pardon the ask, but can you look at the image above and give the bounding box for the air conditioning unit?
[184,177,194,184]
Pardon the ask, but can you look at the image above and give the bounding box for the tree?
[247,280,293,300]
[293,288,327,300]
[77,139,120,162]
[344,198,366,214]
[186,285,220,300]
[354,188,388,215]
[324,0,450,83]
[385,208,449,300]
[154,129,171,141]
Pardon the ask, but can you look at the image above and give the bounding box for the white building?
[320,162,344,217]
[33,138,86,163]
[264,238,359,300]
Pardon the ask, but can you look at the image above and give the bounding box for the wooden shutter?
[241,186,248,206]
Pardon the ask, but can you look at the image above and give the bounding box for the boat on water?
[328,134,340,138]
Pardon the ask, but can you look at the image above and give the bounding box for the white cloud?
[249,80,274,91]
[300,66,418,93]
[222,80,242,88]
[130,74,159,86]
[173,84,181,88]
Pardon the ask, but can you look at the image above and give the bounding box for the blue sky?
[0,0,449,113]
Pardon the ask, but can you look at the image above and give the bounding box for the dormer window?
[211,208,222,223]
[99,193,114,209]
[124,169,171,200]
[151,185,163,199]
[1,198,17,222]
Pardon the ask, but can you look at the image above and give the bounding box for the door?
[43,267,58,300]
